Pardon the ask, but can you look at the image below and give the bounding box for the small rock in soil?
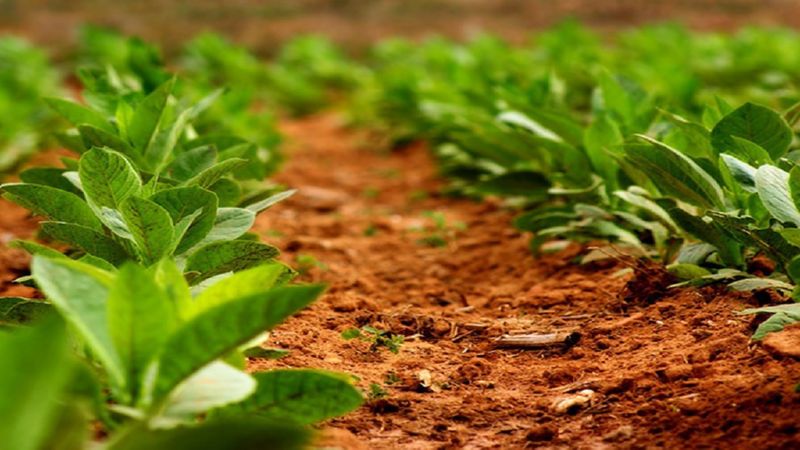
[603,425,634,442]
[761,324,800,359]
[551,389,596,415]
[526,424,558,442]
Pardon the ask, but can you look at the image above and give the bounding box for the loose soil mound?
[0,113,798,448]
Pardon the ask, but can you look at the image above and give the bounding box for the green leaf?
[244,189,295,213]
[159,362,255,425]
[19,167,82,195]
[219,369,363,425]
[584,113,623,187]
[185,241,279,283]
[45,97,115,133]
[720,154,757,193]
[739,303,800,340]
[0,297,53,326]
[2,183,101,230]
[184,158,247,189]
[626,136,725,209]
[469,171,550,198]
[79,148,141,213]
[726,136,772,166]
[193,207,254,249]
[120,196,175,264]
[190,262,295,317]
[0,316,78,450]
[789,166,800,214]
[78,125,139,163]
[152,259,192,321]
[41,222,128,265]
[168,146,216,182]
[711,102,792,159]
[151,187,218,254]
[107,263,175,400]
[755,165,800,227]
[129,78,174,150]
[151,284,324,401]
[31,257,125,391]
[108,418,309,450]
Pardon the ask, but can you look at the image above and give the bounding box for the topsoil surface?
[1,113,800,449]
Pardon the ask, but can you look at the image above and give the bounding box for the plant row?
[346,23,800,342]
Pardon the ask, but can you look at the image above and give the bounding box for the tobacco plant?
[0,256,362,448]
[2,77,291,282]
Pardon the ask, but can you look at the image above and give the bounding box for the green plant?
[2,77,292,282]
[415,210,466,247]
[342,325,404,354]
[0,37,61,171]
[26,255,362,433]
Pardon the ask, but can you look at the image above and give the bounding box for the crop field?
[2,2,800,449]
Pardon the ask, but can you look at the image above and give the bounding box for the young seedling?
[342,325,404,354]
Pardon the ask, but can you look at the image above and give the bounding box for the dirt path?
[252,113,800,449]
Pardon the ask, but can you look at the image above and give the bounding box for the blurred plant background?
[2,0,799,56]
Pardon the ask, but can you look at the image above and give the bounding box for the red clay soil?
[251,114,800,449]
[0,114,799,448]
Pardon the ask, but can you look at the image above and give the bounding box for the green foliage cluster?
[0,37,61,171]
[347,22,800,342]
[0,27,368,449]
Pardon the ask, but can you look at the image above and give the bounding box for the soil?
[1,113,799,448]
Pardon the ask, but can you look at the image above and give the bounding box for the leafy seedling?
[342,325,404,354]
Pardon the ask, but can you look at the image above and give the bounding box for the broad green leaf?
[158,362,255,425]
[584,113,623,187]
[0,297,52,326]
[739,303,800,340]
[19,167,82,195]
[219,369,363,425]
[79,148,141,213]
[660,203,744,268]
[31,257,125,390]
[469,171,550,198]
[184,158,247,189]
[185,241,279,283]
[728,278,794,292]
[168,146,216,182]
[153,259,192,321]
[108,263,175,400]
[706,212,799,266]
[0,317,78,450]
[41,222,128,265]
[244,189,295,213]
[614,189,677,232]
[10,240,67,259]
[45,97,115,133]
[129,78,174,150]
[667,263,711,280]
[726,136,771,166]
[2,183,101,230]
[720,154,757,193]
[151,187,218,254]
[108,418,309,450]
[710,102,792,159]
[120,196,175,265]
[789,166,800,213]
[660,110,715,161]
[626,135,725,209]
[755,165,800,227]
[151,284,324,401]
[191,263,295,317]
[78,125,139,163]
[192,207,254,248]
